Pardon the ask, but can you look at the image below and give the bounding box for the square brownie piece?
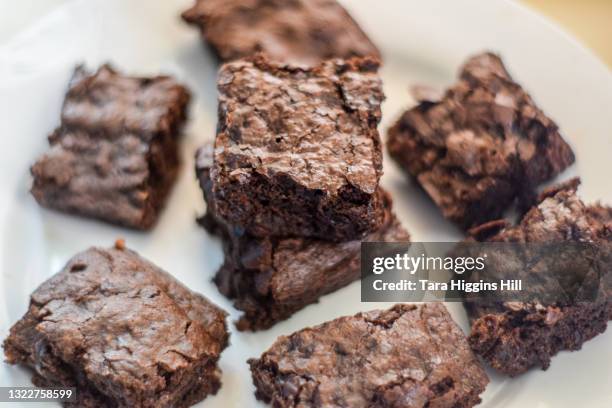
[466,178,611,376]
[387,52,575,229]
[249,304,489,407]
[30,65,191,229]
[181,0,380,66]
[3,243,228,407]
[211,55,385,241]
[196,145,409,330]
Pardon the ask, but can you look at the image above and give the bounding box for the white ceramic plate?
[1,0,611,406]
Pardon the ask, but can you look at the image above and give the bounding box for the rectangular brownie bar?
[30,64,191,229]
[3,242,228,407]
[196,145,409,331]
[465,178,611,376]
[181,0,380,66]
[387,52,575,229]
[211,55,385,241]
[249,304,489,408]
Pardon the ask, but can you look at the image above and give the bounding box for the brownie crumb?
[114,238,126,250]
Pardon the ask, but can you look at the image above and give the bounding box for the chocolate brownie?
[3,243,228,407]
[181,0,380,66]
[196,145,409,330]
[249,304,489,407]
[211,55,385,241]
[465,178,612,376]
[387,52,575,229]
[30,65,191,229]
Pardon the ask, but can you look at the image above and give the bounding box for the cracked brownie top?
[249,303,488,408]
[214,55,383,194]
[61,65,190,136]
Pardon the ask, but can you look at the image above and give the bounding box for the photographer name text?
[372,279,522,293]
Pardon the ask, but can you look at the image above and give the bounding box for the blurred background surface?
[0,0,611,67]
[522,0,612,67]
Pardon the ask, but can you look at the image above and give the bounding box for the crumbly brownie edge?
[211,195,408,332]
[5,322,223,408]
[467,302,610,376]
[213,248,362,332]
